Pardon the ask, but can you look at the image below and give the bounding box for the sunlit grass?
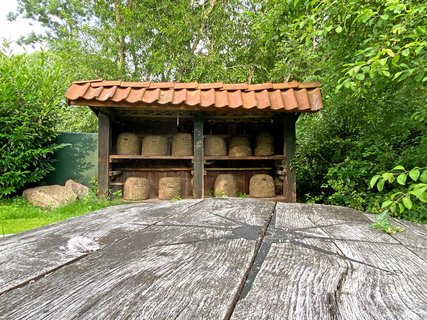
[0,194,124,235]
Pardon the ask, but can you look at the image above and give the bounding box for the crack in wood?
[224,203,277,319]
[0,201,204,296]
[0,253,90,297]
[293,239,397,274]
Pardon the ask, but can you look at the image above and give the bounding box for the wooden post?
[98,112,111,198]
[283,114,298,202]
[193,113,204,198]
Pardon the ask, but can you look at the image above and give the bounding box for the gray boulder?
[23,185,77,208]
[65,179,90,199]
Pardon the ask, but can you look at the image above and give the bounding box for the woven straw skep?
[116,132,140,155]
[141,135,168,156]
[254,132,274,156]
[249,174,275,198]
[171,133,193,156]
[158,177,182,199]
[214,174,237,197]
[123,177,150,200]
[228,136,252,157]
[205,136,227,156]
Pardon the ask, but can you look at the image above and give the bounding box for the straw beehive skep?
[254,132,274,156]
[123,177,150,200]
[116,132,140,155]
[205,136,227,156]
[158,177,182,200]
[249,174,275,198]
[171,133,193,156]
[214,174,237,197]
[141,135,168,156]
[228,136,252,157]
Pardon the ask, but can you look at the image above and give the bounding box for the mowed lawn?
[0,196,123,235]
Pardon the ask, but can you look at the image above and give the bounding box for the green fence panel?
[44,133,98,186]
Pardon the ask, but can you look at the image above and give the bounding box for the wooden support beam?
[283,114,299,202]
[193,113,204,198]
[98,112,111,198]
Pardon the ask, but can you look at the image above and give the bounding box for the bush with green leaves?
[0,50,64,197]
[370,166,427,222]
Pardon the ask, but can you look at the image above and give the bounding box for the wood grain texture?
[1,199,426,320]
[98,112,111,197]
[232,202,427,320]
[0,200,201,293]
[0,198,274,319]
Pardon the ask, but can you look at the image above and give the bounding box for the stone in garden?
[65,179,90,199]
[23,185,77,208]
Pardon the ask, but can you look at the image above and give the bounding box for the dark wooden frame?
[96,111,299,202]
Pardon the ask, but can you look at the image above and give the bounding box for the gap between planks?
[223,202,277,320]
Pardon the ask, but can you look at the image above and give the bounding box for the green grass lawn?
[0,195,124,235]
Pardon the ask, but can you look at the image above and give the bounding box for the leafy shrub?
[0,50,64,197]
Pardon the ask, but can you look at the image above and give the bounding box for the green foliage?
[370,166,427,221]
[6,0,426,224]
[372,211,404,235]
[0,194,123,235]
[0,51,65,197]
[171,195,183,202]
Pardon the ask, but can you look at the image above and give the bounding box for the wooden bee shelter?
[65,80,323,202]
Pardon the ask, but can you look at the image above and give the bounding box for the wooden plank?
[283,114,298,202]
[0,200,201,293]
[231,202,427,319]
[205,155,285,160]
[205,167,273,171]
[0,199,274,319]
[193,112,204,198]
[97,112,111,197]
[110,155,194,161]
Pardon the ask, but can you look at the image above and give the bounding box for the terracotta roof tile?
[215,90,228,108]
[65,80,322,112]
[186,90,201,106]
[297,81,321,89]
[126,88,146,103]
[142,88,160,103]
[149,82,175,89]
[65,83,90,100]
[200,89,216,107]
[175,82,198,89]
[272,81,298,89]
[158,89,174,104]
[222,83,248,90]
[247,83,273,91]
[282,89,299,111]
[242,91,257,109]
[172,89,187,104]
[92,80,121,87]
[121,81,150,88]
[84,86,103,100]
[294,88,311,110]
[228,90,243,108]
[97,86,117,101]
[255,90,270,109]
[269,90,285,110]
[111,87,131,102]
[198,82,223,89]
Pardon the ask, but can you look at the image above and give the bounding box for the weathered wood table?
[1,199,426,319]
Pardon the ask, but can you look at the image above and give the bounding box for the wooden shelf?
[204,155,285,161]
[205,167,273,171]
[110,155,194,162]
